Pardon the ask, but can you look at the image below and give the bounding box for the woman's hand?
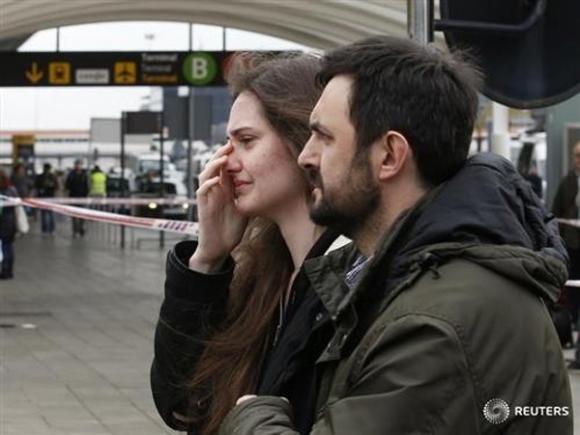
[189,142,248,273]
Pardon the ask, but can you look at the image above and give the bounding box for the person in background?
[11,163,33,199]
[552,140,580,369]
[139,169,158,194]
[524,161,543,199]
[0,169,19,279]
[65,159,89,237]
[89,165,107,198]
[34,163,58,234]
[11,163,34,217]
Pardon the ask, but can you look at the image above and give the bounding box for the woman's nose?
[225,149,242,173]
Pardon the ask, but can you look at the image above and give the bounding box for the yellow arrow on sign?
[26,62,43,84]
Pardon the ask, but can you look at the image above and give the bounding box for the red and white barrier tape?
[0,196,196,206]
[0,196,578,286]
[1,196,197,235]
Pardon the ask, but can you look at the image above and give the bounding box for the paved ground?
[0,219,579,434]
[0,221,186,435]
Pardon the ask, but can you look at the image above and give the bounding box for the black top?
[34,171,57,197]
[151,229,339,434]
[0,186,18,240]
[65,169,89,197]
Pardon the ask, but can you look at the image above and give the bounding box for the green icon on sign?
[183,53,218,86]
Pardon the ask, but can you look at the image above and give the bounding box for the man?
[34,163,58,234]
[552,141,580,369]
[11,163,33,199]
[65,159,89,237]
[89,165,107,198]
[220,37,572,434]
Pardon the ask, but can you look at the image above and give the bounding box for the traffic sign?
[183,53,218,85]
[48,62,71,84]
[0,51,239,87]
[25,62,43,84]
[114,61,137,84]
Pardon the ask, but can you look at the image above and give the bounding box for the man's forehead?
[311,75,352,123]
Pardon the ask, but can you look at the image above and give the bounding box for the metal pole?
[222,26,227,50]
[491,102,511,159]
[120,113,126,249]
[56,27,60,52]
[159,111,165,248]
[407,0,434,44]
[186,24,194,221]
[189,23,193,50]
[186,90,194,222]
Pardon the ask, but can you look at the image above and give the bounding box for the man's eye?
[314,130,331,142]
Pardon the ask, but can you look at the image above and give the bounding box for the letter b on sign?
[183,53,218,86]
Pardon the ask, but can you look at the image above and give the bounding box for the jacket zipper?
[272,298,285,348]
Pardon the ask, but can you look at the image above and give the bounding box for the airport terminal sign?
[0,51,235,87]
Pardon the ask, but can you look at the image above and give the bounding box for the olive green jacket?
[219,154,573,435]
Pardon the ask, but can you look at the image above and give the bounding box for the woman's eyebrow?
[228,126,253,137]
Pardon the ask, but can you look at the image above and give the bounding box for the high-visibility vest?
[90,171,107,196]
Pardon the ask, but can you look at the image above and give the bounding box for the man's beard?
[307,152,380,237]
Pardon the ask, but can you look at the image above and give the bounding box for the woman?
[0,169,19,279]
[151,53,347,435]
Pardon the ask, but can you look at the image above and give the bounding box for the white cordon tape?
[0,196,197,206]
[558,218,580,229]
[1,196,198,235]
[1,196,579,285]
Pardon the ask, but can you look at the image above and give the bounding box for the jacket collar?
[304,185,441,322]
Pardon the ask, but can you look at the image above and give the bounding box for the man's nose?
[298,136,319,170]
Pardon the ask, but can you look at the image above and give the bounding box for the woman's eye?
[239,137,255,147]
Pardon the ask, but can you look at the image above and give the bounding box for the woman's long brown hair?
[186,53,323,435]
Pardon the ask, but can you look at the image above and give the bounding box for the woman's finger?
[198,156,228,184]
[208,141,233,162]
[196,176,221,197]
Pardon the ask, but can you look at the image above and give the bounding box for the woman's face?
[226,91,306,218]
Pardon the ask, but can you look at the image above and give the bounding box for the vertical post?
[222,26,227,50]
[56,27,60,52]
[407,0,434,44]
[120,113,126,249]
[187,90,195,221]
[186,24,194,221]
[491,102,511,159]
[159,111,165,248]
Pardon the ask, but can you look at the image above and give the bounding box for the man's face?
[298,75,380,235]
[574,142,580,172]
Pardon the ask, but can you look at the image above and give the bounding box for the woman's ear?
[376,131,412,182]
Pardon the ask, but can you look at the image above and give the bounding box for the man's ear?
[376,131,412,181]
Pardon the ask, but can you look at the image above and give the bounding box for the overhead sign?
[11,135,36,165]
[0,51,239,87]
[124,111,163,135]
[76,69,109,84]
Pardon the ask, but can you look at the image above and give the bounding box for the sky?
[0,21,310,131]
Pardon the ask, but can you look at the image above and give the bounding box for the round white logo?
[483,398,510,424]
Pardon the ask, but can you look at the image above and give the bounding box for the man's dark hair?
[318,36,483,186]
